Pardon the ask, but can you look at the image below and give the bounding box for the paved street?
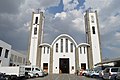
[27,74,100,80]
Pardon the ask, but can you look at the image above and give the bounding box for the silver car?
[116,68,120,80]
[103,67,120,80]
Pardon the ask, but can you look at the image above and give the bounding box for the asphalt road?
[27,74,101,80]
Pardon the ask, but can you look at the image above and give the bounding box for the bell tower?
[28,11,44,67]
[84,10,102,68]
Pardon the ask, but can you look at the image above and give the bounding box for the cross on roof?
[37,8,41,13]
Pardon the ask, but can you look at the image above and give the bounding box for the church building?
[27,10,102,74]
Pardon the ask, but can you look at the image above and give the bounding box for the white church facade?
[40,34,89,74]
[27,10,102,74]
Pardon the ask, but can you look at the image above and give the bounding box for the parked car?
[90,70,100,78]
[103,67,120,80]
[25,71,36,79]
[116,68,120,80]
[0,72,6,80]
[85,69,93,77]
[99,70,104,78]
[81,69,91,76]
[25,66,44,77]
[43,71,48,76]
[98,66,113,78]
[85,69,99,78]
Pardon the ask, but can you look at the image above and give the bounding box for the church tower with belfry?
[27,10,44,67]
[84,10,102,69]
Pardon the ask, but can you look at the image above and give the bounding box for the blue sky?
[0,0,120,59]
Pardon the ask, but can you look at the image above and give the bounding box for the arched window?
[70,43,73,52]
[66,39,68,52]
[35,17,38,24]
[56,43,58,52]
[34,27,37,35]
[91,15,94,23]
[61,39,63,52]
[80,47,82,54]
[92,26,95,34]
[44,47,45,54]
[47,47,49,54]
[84,47,85,54]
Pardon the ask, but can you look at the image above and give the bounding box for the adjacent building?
[0,40,11,66]
[9,50,26,66]
[0,40,26,67]
[28,10,102,74]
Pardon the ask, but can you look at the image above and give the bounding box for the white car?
[87,70,99,78]
[81,69,91,76]
[25,66,44,77]
[25,71,36,78]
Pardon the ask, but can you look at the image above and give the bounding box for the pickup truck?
[0,66,25,79]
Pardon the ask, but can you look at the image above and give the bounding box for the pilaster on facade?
[36,12,44,67]
[49,47,53,74]
[95,11,102,63]
[27,12,34,65]
[75,47,79,71]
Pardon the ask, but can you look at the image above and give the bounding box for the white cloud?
[63,0,79,11]
[55,12,67,20]
[83,0,112,12]
[100,14,120,35]
[54,9,85,32]
[72,18,84,32]
[115,32,120,37]
[114,32,120,41]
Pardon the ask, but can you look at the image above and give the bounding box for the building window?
[0,47,3,57]
[34,27,37,35]
[56,43,58,52]
[44,47,45,54]
[92,26,95,34]
[91,16,94,23]
[35,17,38,24]
[80,47,82,54]
[10,54,14,62]
[14,55,17,62]
[61,39,63,52]
[4,49,9,58]
[84,47,85,54]
[72,66,74,70]
[18,57,22,63]
[70,43,73,52]
[66,39,68,52]
[23,58,25,64]
[47,47,49,54]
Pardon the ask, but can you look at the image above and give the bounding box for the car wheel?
[35,74,39,77]
[82,73,86,76]
[28,75,31,79]
[92,75,96,78]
